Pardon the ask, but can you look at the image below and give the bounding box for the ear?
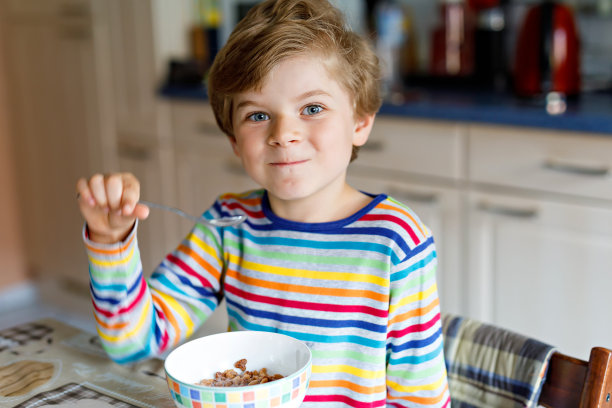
[352,113,376,147]
[228,135,240,157]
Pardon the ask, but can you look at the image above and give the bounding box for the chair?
[441,314,612,408]
[539,346,612,408]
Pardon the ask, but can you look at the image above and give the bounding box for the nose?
[268,115,301,147]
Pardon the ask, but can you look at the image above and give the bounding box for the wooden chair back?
[539,347,612,408]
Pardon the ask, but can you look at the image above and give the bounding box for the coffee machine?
[470,0,510,91]
[513,1,580,97]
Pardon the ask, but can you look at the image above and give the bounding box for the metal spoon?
[139,200,246,227]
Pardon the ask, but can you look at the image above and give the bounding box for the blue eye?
[248,112,269,122]
[303,105,323,115]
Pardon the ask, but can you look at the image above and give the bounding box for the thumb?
[132,202,150,220]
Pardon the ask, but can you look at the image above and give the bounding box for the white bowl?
[164,331,312,408]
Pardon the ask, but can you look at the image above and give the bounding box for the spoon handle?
[138,200,245,227]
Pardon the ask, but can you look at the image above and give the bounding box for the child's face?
[230,55,374,205]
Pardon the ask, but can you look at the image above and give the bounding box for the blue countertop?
[159,85,612,135]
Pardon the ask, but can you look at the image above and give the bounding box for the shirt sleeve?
[385,235,451,408]
[84,215,225,364]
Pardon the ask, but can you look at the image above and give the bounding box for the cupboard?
[349,118,612,360]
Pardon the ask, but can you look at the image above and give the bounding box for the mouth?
[269,159,309,167]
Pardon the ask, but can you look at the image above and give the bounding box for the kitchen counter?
[159,85,612,135]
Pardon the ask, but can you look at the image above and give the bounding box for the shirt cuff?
[82,220,139,258]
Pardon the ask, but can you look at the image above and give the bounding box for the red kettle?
[513,1,580,97]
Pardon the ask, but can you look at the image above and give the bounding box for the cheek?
[236,140,264,166]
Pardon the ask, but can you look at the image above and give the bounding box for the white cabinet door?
[4,9,116,284]
[174,147,258,234]
[347,173,464,315]
[466,191,612,359]
[171,102,258,234]
[117,142,180,275]
[107,0,165,139]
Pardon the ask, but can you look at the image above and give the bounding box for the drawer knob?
[118,144,151,161]
[360,140,384,152]
[543,158,609,177]
[477,201,539,219]
[196,122,225,137]
[388,188,438,204]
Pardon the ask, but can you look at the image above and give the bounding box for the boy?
[76,0,450,406]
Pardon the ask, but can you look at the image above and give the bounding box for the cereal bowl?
[164,331,312,408]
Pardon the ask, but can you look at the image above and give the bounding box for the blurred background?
[1,0,612,358]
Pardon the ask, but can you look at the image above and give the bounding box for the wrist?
[87,223,135,244]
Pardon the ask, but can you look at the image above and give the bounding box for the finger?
[105,174,123,211]
[120,173,141,215]
[89,173,108,209]
[76,177,96,207]
[132,203,150,220]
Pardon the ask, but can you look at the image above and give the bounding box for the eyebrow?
[234,89,333,111]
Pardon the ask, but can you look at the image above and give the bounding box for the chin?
[266,184,316,202]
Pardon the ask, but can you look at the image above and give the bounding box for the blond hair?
[207,0,381,161]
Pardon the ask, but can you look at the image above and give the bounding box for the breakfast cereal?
[196,359,284,387]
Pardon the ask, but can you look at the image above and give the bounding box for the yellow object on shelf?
[196,0,220,28]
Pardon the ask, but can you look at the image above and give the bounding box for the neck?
[267,183,372,223]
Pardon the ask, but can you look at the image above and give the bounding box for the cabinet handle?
[387,188,438,204]
[477,201,538,219]
[59,3,90,18]
[542,158,609,177]
[224,160,247,175]
[118,144,151,161]
[360,140,384,152]
[195,122,225,137]
[58,25,91,40]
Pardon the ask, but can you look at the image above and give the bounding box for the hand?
[76,173,150,244]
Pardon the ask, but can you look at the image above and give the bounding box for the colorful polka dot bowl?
[164,331,312,408]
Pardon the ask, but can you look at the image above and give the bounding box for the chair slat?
[539,352,588,408]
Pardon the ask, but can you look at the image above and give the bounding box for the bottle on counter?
[374,0,415,101]
[429,0,475,78]
[190,0,221,73]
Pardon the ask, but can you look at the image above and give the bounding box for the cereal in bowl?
[196,358,284,387]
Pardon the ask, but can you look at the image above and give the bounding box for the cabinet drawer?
[469,125,612,201]
[355,116,464,179]
[171,101,231,151]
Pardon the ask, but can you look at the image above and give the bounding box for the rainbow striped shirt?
[85,189,450,408]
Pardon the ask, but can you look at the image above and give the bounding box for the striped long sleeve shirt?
[85,189,450,408]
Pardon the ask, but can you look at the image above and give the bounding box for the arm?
[385,236,451,408]
[85,217,224,363]
[76,173,224,363]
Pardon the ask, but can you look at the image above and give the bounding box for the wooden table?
[0,318,175,407]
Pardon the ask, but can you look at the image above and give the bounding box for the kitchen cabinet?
[116,139,179,274]
[107,0,184,274]
[1,0,117,285]
[0,0,187,285]
[467,124,612,360]
[466,190,612,360]
[170,101,257,234]
[349,115,612,359]
[468,125,612,201]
